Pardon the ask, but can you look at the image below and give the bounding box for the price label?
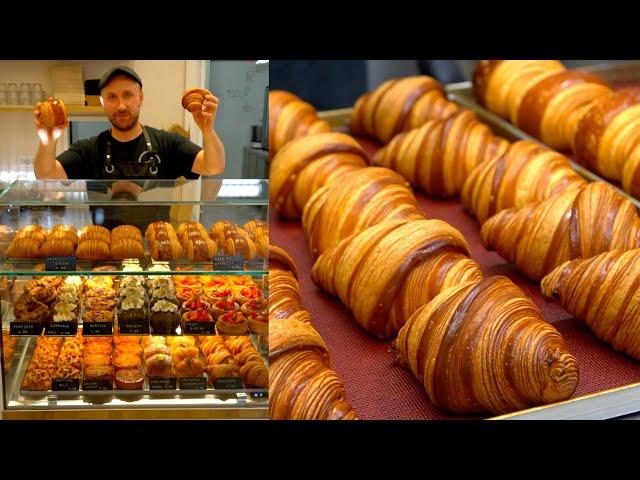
[149,377,177,390]
[52,378,80,391]
[183,322,216,335]
[82,379,112,391]
[9,322,43,336]
[213,255,244,270]
[178,377,207,390]
[44,321,77,336]
[213,377,245,390]
[45,256,77,271]
[119,319,150,335]
[82,322,113,336]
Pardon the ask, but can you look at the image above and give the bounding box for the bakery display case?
[0,178,269,419]
[270,61,640,420]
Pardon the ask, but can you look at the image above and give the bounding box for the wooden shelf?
[0,105,104,116]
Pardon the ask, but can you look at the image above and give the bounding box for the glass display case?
[0,178,269,419]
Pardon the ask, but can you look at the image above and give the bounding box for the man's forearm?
[34,142,67,179]
[194,131,225,176]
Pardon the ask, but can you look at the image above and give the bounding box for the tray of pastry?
[16,333,268,398]
[445,61,640,209]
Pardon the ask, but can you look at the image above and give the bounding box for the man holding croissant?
[33,65,225,181]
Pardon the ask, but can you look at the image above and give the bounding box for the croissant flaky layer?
[349,75,459,144]
[541,249,640,360]
[269,132,369,220]
[461,140,587,224]
[311,219,483,339]
[301,166,424,259]
[373,110,510,198]
[481,181,640,280]
[396,276,579,415]
[268,90,331,159]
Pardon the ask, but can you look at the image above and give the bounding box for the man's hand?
[191,92,219,134]
[34,98,68,147]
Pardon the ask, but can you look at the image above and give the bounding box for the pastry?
[210,299,238,319]
[145,353,172,377]
[27,284,57,306]
[86,286,116,299]
[7,238,40,258]
[182,236,217,262]
[117,296,147,322]
[181,309,213,324]
[173,357,205,378]
[216,311,248,335]
[76,240,110,261]
[38,98,68,128]
[82,310,114,323]
[86,297,117,311]
[111,238,144,260]
[234,285,263,305]
[115,368,144,390]
[142,336,167,348]
[47,230,78,246]
[51,301,77,322]
[269,90,331,159]
[13,297,50,322]
[111,225,143,242]
[181,297,210,312]
[113,353,142,370]
[82,353,112,367]
[79,230,111,245]
[83,365,115,382]
[222,234,257,261]
[149,299,180,335]
[22,369,52,391]
[181,87,212,112]
[396,276,578,415]
[86,276,113,290]
[150,238,182,261]
[240,297,267,315]
[373,109,510,198]
[269,132,369,219]
[247,311,267,335]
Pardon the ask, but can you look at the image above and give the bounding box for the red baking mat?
[270,135,640,420]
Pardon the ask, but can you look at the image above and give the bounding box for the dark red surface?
[270,135,640,420]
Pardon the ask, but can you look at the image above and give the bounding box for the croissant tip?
[542,352,579,403]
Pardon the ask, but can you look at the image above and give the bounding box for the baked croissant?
[7,238,41,258]
[183,236,217,262]
[111,238,145,260]
[461,140,587,224]
[373,110,510,198]
[269,245,310,323]
[396,276,579,415]
[350,76,459,144]
[269,90,331,159]
[481,182,640,281]
[302,166,424,258]
[311,219,483,339]
[111,225,143,243]
[39,239,75,258]
[473,60,611,150]
[270,317,358,420]
[270,132,369,219]
[541,249,640,360]
[76,240,110,261]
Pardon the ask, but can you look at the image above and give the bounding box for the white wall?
[0,60,187,181]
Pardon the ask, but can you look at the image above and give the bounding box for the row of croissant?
[267,71,640,419]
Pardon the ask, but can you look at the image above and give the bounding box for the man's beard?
[109,110,140,132]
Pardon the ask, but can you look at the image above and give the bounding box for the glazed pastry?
[181,87,212,112]
[240,297,267,314]
[7,238,40,258]
[50,224,77,236]
[243,220,268,234]
[269,90,331,159]
[216,311,248,335]
[396,276,578,415]
[15,229,47,243]
[177,221,209,238]
[222,234,257,261]
[115,369,144,390]
[234,285,263,305]
[270,317,357,420]
[182,236,217,262]
[79,230,111,245]
[13,297,50,322]
[149,299,180,335]
[373,109,510,198]
[38,98,68,128]
[176,286,202,303]
[76,240,110,261]
[47,230,78,246]
[481,182,640,280]
[302,167,424,258]
[27,284,57,306]
[111,238,144,260]
[210,299,239,319]
[349,75,458,143]
[206,287,233,304]
[269,132,369,219]
[210,220,238,244]
[461,140,587,224]
[181,309,213,324]
[145,353,173,377]
[83,365,115,382]
[150,238,182,261]
[113,353,142,371]
[82,353,112,367]
[311,219,483,339]
[111,225,143,242]
[181,297,210,312]
[541,249,640,360]
[247,311,267,335]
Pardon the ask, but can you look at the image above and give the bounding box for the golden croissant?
[473,60,611,150]
[541,249,640,360]
[311,219,483,339]
[269,90,331,159]
[461,140,586,224]
[270,317,358,420]
[396,276,579,415]
[302,166,424,259]
[373,110,510,198]
[269,132,369,219]
[350,76,459,144]
[481,182,640,281]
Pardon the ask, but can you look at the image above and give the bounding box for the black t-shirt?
[57,125,201,180]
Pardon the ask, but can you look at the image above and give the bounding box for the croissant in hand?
[481,182,640,280]
[541,249,640,360]
[461,140,586,224]
[373,110,510,198]
[350,76,459,144]
[269,90,331,159]
[396,276,578,415]
[302,167,424,259]
[311,219,483,339]
[269,132,369,219]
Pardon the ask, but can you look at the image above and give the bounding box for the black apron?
[91,126,170,231]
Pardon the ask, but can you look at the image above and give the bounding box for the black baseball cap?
[99,66,143,90]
